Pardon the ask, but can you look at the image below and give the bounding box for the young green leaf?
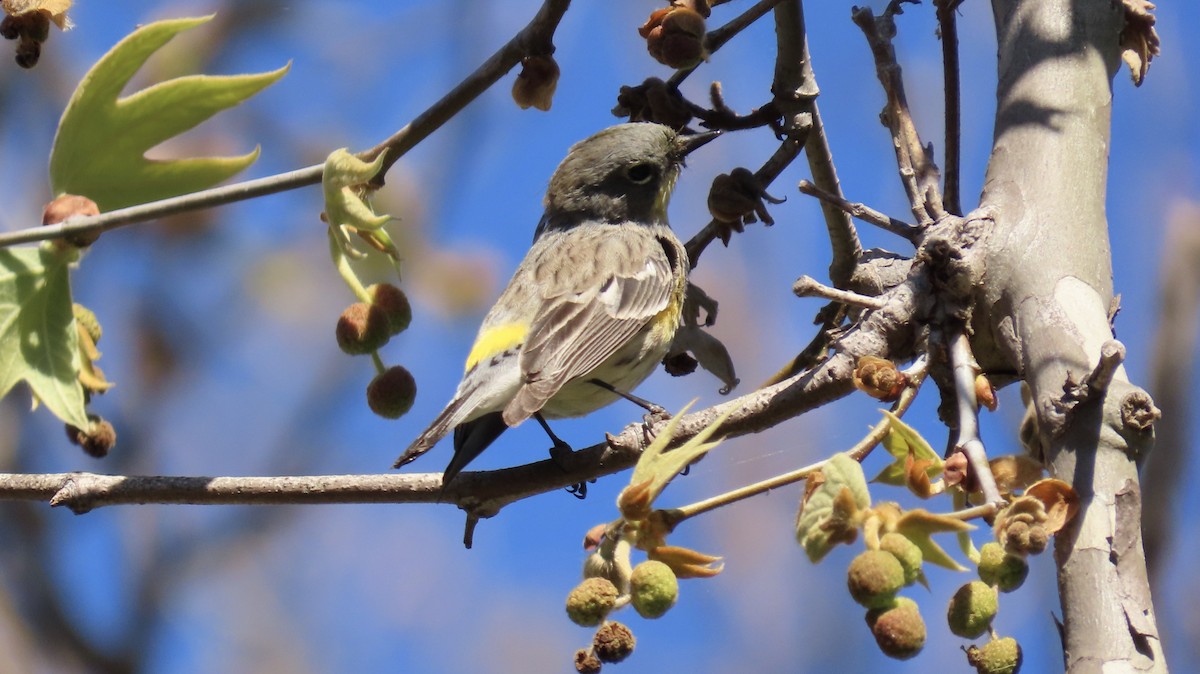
[894,508,974,572]
[0,245,88,429]
[49,15,289,211]
[795,452,871,562]
[872,410,943,490]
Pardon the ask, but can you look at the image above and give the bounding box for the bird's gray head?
[541,123,717,228]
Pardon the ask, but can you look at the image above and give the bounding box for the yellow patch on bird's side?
[465,323,528,373]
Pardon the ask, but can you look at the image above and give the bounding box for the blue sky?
[3,1,1198,672]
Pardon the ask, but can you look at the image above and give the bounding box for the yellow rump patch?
[465,323,528,372]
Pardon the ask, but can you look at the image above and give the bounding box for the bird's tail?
[395,396,469,468]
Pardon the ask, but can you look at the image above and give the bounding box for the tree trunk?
[979,0,1165,671]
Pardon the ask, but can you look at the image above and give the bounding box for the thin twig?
[0,0,573,249]
[798,179,918,240]
[851,3,945,227]
[947,329,1003,505]
[792,274,886,309]
[934,0,963,215]
[662,356,929,527]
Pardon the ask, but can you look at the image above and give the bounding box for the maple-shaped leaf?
[895,508,973,572]
[0,245,88,429]
[49,15,289,211]
[872,411,943,496]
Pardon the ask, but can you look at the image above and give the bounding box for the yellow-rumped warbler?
[395,122,717,484]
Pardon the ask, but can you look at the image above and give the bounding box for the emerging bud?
[947,581,998,639]
[866,597,926,660]
[43,194,101,247]
[847,549,906,608]
[966,636,1023,674]
[853,356,907,402]
[566,577,619,627]
[366,366,416,419]
[592,621,635,664]
[630,560,679,619]
[72,303,102,345]
[512,54,559,112]
[640,6,706,70]
[975,373,998,411]
[977,542,1029,593]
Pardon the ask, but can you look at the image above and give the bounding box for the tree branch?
[0,0,573,249]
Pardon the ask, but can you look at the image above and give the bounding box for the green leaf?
[895,508,974,572]
[872,410,943,486]
[628,400,733,506]
[49,15,290,211]
[0,246,88,429]
[795,452,871,563]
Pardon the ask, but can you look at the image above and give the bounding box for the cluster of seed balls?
[565,560,679,672]
[334,283,416,419]
[847,536,1027,673]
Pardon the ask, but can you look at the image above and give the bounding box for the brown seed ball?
[847,549,906,608]
[65,415,117,458]
[367,283,412,335]
[592,621,635,663]
[574,649,602,673]
[566,578,619,627]
[336,302,390,355]
[866,597,926,660]
[366,366,416,419]
[947,581,998,639]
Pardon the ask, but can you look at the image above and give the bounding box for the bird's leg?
[534,413,591,499]
[588,378,671,445]
[588,378,670,418]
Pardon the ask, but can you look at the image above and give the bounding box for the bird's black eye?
[625,163,656,184]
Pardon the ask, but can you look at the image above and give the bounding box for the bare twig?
[662,355,928,528]
[793,274,886,309]
[947,329,1003,505]
[934,0,963,215]
[798,179,918,240]
[851,2,945,227]
[0,0,573,249]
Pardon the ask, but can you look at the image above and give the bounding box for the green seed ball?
[879,533,924,586]
[966,636,1023,674]
[866,597,926,660]
[947,581,998,639]
[978,542,1030,593]
[566,578,619,627]
[630,560,678,619]
[847,550,906,608]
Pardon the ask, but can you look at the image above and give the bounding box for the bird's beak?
[676,129,721,158]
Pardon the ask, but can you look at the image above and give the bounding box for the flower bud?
[630,560,678,619]
[847,549,906,608]
[866,597,926,660]
[853,356,907,402]
[977,542,1029,592]
[336,302,390,355]
[947,581,998,639]
[592,621,635,663]
[966,636,1023,674]
[366,366,416,419]
[512,54,559,111]
[65,415,117,458]
[566,577,619,627]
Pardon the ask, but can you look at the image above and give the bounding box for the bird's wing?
[502,226,680,424]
